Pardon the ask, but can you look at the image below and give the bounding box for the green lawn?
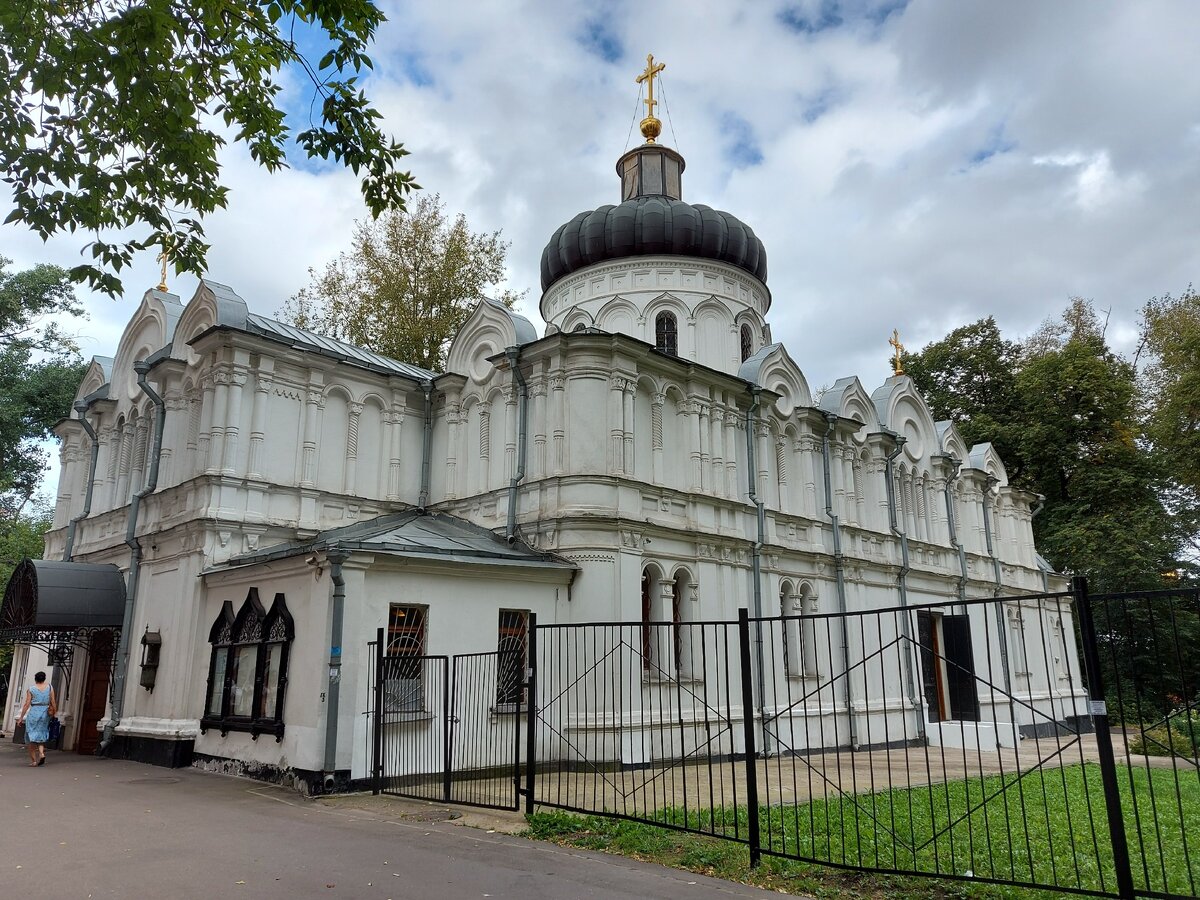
[526,763,1200,898]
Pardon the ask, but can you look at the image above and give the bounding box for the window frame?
[495,609,529,711]
[740,324,754,362]
[654,311,678,356]
[201,589,294,741]
[384,604,429,715]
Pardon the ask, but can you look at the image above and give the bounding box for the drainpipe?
[322,548,350,788]
[417,380,434,512]
[63,400,99,561]
[981,476,1003,598]
[744,386,769,754]
[100,360,166,754]
[1030,496,1048,592]
[884,435,924,740]
[504,347,529,545]
[820,412,856,749]
[938,455,967,604]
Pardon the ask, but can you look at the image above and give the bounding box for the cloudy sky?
[7,0,1200,483]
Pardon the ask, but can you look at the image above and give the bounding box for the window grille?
[655,312,678,356]
[496,610,529,707]
[385,604,427,713]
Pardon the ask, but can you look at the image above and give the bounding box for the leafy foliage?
[904,298,1187,592]
[0,0,417,296]
[0,499,54,690]
[278,194,522,370]
[0,258,87,513]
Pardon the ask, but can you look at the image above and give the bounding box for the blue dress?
[24,685,51,744]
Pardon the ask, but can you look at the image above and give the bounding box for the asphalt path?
[0,741,784,899]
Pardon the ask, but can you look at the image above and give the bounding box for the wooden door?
[77,632,114,755]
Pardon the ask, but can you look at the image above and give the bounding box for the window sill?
[381,710,435,724]
[642,674,704,686]
[200,716,285,742]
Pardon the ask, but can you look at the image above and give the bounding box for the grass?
[523,764,1200,898]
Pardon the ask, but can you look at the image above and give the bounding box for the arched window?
[740,324,754,362]
[780,583,801,677]
[202,589,294,739]
[640,570,653,671]
[654,311,678,356]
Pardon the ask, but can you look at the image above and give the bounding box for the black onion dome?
[539,196,768,291]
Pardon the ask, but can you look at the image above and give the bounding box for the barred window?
[202,589,293,739]
[385,604,427,713]
[655,311,678,356]
[496,610,529,708]
[740,324,754,362]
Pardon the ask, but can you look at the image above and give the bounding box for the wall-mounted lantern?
[140,629,162,692]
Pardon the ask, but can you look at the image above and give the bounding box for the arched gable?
[562,309,595,333]
[818,376,878,432]
[445,298,538,385]
[110,289,185,401]
[74,356,115,404]
[968,442,1009,486]
[936,420,970,462]
[595,295,639,334]
[172,280,250,367]
[870,376,938,464]
[738,343,812,417]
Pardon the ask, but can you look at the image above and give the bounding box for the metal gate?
[368,628,523,811]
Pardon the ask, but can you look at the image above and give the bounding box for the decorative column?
[756,421,771,505]
[688,399,703,491]
[246,365,273,480]
[197,373,216,473]
[551,374,566,474]
[386,405,405,500]
[130,417,148,495]
[840,443,856,525]
[532,381,547,479]
[443,401,460,499]
[724,406,739,498]
[797,435,817,518]
[697,401,711,492]
[478,405,491,493]
[344,401,363,494]
[609,376,625,474]
[207,371,230,475]
[775,435,789,512]
[115,420,133,503]
[505,386,518,479]
[101,423,119,509]
[300,382,324,488]
[710,406,725,498]
[651,392,665,485]
[622,382,635,478]
[221,369,247,475]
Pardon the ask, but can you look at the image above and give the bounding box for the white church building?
[2,86,1083,791]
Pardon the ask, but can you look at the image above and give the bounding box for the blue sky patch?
[968,122,1016,167]
[779,0,844,35]
[721,113,764,168]
[579,18,623,63]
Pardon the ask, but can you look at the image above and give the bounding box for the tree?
[278,195,522,370]
[0,257,87,514]
[0,500,54,699]
[0,1,417,296]
[1138,286,1200,567]
[900,317,1023,479]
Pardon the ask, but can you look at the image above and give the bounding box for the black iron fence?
[522,579,1198,899]
[365,581,1199,898]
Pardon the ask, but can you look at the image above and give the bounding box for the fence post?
[1073,575,1136,900]
[524,612,538,817]
[737,609,762,866]
[443,657,453,803]
[372,627,384,796]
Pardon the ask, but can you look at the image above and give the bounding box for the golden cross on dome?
[889,329,905,376]
[635,53,666,142]
[156,247,170,292]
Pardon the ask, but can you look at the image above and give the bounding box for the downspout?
[1030,496,1048,592]
[981,476,1003,598]
[504,347,529,545]
[820,413,856,749]
[417,380,434,512]
[939,455,967,604]
[100,360,165,754]
[322,548,350,788]
[63,400,99,561]
[884,435,924,740]
[744,386,769,754]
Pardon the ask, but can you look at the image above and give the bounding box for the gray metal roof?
[0,559,126,632]
[210,511,575,573]
[243,314,438,382]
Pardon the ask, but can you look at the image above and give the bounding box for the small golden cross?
[635,53,667,124]
[889,329,905,376]
[156,248,169,292]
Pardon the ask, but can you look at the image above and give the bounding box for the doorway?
[917,611,979,723]
[77,631,114,755]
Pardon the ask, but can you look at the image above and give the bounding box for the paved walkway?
[0,741,782,900]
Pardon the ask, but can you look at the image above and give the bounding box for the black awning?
[0,559,126,632]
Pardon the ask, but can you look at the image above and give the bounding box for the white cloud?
[7,0,1200,499]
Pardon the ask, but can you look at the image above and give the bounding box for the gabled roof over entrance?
[208,512,577,573]
[0,559,126,635]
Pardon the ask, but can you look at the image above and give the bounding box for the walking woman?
[16,671,56,767]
